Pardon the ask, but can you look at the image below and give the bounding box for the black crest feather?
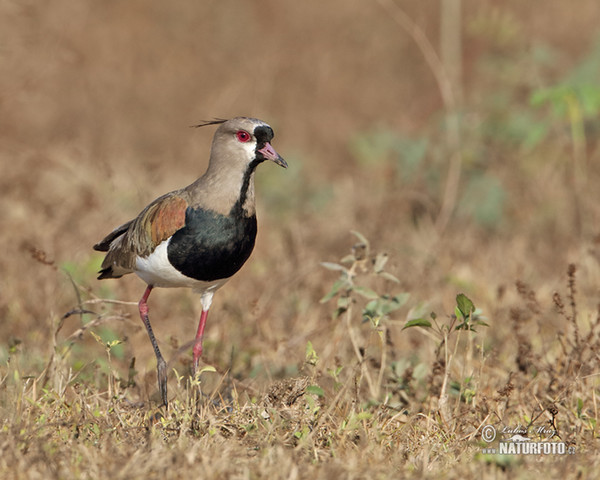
[191,118,228,128]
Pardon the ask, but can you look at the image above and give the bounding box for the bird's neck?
[190,160,259,217]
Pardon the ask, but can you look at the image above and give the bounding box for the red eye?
[236,130,251,142]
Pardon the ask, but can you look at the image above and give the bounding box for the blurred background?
[2,0,600,396]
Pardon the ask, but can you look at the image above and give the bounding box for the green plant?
[403,293,487,334]
[402,293,487,421]
[320,231,409,400]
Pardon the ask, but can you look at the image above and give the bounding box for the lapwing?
[93,117,287,407]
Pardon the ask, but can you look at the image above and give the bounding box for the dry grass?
[2,1,600,478]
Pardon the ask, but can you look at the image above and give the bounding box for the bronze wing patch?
[95,194,189,277]
[147,195,188,246]
[125,193,189,259]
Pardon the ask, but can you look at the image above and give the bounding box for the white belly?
[135,239,228,294]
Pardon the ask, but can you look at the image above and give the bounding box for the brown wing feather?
[147,196,188,246]
[96,194,188,278]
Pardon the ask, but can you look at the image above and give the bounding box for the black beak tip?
[277,156,288,169]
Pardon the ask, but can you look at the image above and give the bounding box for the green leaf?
[363,294,408,323]
[363,299,379,317]
[389,293,410,310]
[402,318,432,330]
[456,293,475,319]
[340,254,356,264]
[373,253,389,273]
[353,285,379,300]
[320,262,348,273]
[320,278,348,303]
[378,271,400,283]
[306,385,324,397]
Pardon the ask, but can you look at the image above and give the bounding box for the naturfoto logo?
[480,424,575,456]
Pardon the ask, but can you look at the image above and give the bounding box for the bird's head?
[199,117,287,171]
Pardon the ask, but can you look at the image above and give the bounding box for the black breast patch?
[167,207,257,281]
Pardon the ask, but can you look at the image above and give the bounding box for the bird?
[93,117,287,407]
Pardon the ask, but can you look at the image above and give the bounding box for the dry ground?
[1,1,600,478]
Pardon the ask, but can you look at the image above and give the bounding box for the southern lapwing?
[93,117,286,407]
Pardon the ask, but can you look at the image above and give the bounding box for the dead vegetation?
[2,1,600,478]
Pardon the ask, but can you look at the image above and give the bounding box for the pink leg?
[138,285,168,407]
[192,308,209,374]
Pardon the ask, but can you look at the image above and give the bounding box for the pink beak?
[258,142,287,168]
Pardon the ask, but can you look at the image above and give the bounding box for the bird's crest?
[191,119,228,128]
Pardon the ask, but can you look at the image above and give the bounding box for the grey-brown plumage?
[93,117,286,407]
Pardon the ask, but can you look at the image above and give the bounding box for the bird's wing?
[142,194,189,249]
[93,221,133,252]
[96,193,189,278]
